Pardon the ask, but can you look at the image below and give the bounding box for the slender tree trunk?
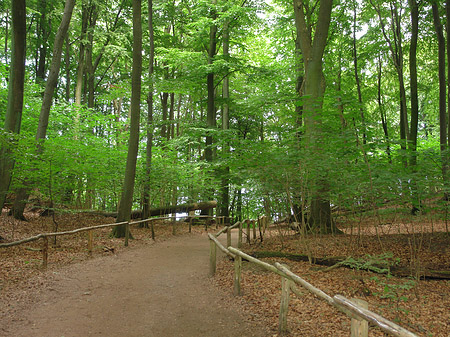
[143,0,155,221]
[432,1,449,196]
[377,54,392,163]
[11,0,76,219]
[65,35,71,102]
[371,0,409,164]
[74,3,89,137]
[353,6,366,145]
[160,92,168,139]
[112,0,142,237]
[409,0,420,212]
[36,0,48,83]
[447,0,450,198]
[220,19,230,218]
[168,92,175,140]
[0,0,26,211]
[205,0,217,163]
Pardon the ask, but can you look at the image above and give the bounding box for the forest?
[1,0,449,232]
[1,0,450,335]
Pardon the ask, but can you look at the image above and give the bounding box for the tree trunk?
[143,0,155,221]
[432,2,449,197]
[93,201,216,219]
[112,0,142,238]
[377,54,391,162]
[409,0,420,212]
[0,0,26,211]
[352,6,366,145]
[160,92,168,139]
[293,0,336,233]
[371,0,409,164]
[205,0,217,163]
[11,0,76,219]
[36,0,48,83]
[220,19,230,218]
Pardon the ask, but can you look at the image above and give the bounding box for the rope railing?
[208,217,418,337]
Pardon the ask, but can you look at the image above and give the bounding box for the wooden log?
[91,201,218,218]
[279,264,291,334]
[42,236,48,269]
[208,233,236,259]
[215,221,240,237]
[233,255,242,296]
[351,298,368,337]
[333,295,417,337]
[209,239,217,276]
[275,262,334,304]
[228,247,287,278]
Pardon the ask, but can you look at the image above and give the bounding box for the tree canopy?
[0,0,449,233]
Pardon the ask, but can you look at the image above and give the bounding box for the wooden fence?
[208,218,418,337]
[0,214,225,269]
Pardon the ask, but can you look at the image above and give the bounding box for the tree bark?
[112,0,142,237]
[0,0,26,211]
[11,0,76,220]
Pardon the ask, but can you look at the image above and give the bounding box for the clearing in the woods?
[1,211,450,336]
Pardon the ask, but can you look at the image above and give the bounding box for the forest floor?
[0,208,450,336]
[0,210,271,337]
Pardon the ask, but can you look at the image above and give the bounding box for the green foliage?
[371,275,417,321]
[339,252,400,274]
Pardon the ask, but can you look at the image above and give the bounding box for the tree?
[111,0,142,237]
[11,0,76,219]
[142,0,155,222]
[293,0,337,233]
[0,0,26,210]
[431,0,449,198]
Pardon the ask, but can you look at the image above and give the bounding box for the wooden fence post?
[172,216,176,235]
[350,298,369,337]
[233,255,242,296]
[238,222,242,248]
[227,226,231,248]
[209,239,217,276]
[246,219,250,244]
[252,220,257,240]
[42,236,48,269]
[279,265,291,335]
[87,230,93,256]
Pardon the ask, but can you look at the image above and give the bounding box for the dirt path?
[0,231,270,337]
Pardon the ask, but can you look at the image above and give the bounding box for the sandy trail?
[0,231,269,337]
